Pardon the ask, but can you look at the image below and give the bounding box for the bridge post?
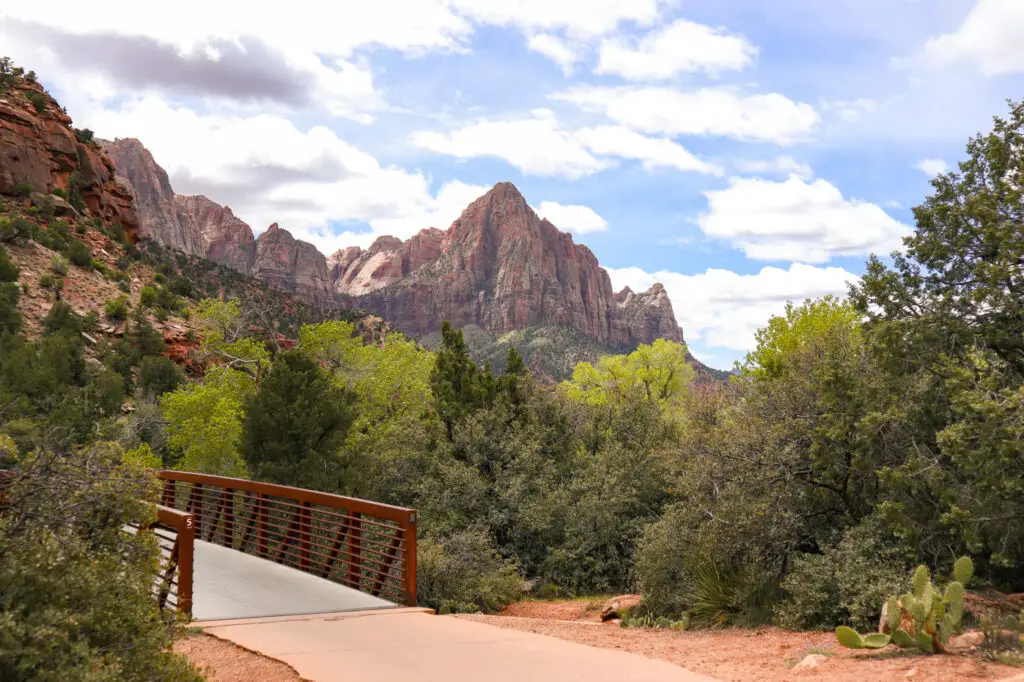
[178,513,194,616]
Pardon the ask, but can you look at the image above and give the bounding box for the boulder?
[792,654,829,672]
[600,594,643,622]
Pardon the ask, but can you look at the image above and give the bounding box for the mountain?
[104,139,705,377]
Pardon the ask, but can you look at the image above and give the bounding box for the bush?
[65,238,92,267]
[416,529,524,614]
[0,245,18,282]
[104,295,130,321]
[74,220,87,234]
[13,183,33,198]
[0,444,204,680]
[43,301,81,337]
[775,517,916,631]
[0,216,33,244]
[74,127,95,145]
[140,285,158,308]
[137,355,184,399]
[49,254,68,275]
[52,187,67,199]
[26,90,46,113]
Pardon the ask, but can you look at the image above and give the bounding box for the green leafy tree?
[137,355,184,399]
[242,350,356,490]
[564,338,695,411]
[161,369,252,477]
[431,321,494,440]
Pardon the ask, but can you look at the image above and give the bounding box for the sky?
[2,0,1022,369]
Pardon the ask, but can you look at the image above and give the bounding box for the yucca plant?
[836,556,973,654]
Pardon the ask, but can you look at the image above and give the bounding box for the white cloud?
[734,156,813,180]
[411,110,611,180]
[449,0,663,37]
[915,158,949,176]
[535,201,608,234]
[821,98,877,123]
[596,18,757,80]
[917,0,1024,76]
[606,263,859,352]
[576,126,722,174]
[526,33,583,74]
[698,175,911,262]
[554,85,819,144]
[83,95,487,253]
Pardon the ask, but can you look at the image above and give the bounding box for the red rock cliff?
[333,182,683,346]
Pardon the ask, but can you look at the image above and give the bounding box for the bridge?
[150,471,416,620]
[6,468,714,680]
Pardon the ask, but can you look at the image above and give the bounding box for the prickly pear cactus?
[836,556,974,654]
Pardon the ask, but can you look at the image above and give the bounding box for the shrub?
[49,254,69,275]
[25,90,46,113]
[775,517,916,631]
[118,279,131,294]
[65,238,92,268]
[0,216,33,244]
[137,355,184,399]
[43,301,81,337]
[140,285,158,308]
[82,309,99,331]
[74,220,87,234]
[104,295,130,321]
[0,245,18,282]
[73,127,95,144]
[416,529,524,614]
[106,223,127,245]
[52,187,67,199]
[13,183,33,198]
[0,444,204,680]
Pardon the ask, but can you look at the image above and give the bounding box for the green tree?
[162,369,252,477]
[431,321,494,440]
[137,355,184,399]
[242,350,356,490]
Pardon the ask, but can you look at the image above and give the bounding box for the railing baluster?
[348,513,362,590]
[258,493,268,557]
[299,501,312,570]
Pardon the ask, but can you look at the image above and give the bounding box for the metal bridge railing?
[157,471,418,606]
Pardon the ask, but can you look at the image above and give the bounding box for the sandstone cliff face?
[104,138,329,301]
[103,138,204,254]
[253,223,332,304]
[105,140,683,350]
[0,82,138,234]
[333,183,683,346]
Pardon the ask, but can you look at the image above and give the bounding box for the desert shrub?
[49,254,68,275]
[13,183,33,198]
[140,285,158,308]
[118,279,131,293]
[137,355,184,399]
[42,301,81,337]
[82,309,99,331]
[74,127,95,144]
[74,220,87,234]
[0,216,33,244]
[416,528,523,614]
[775,516,915,631]
[0,444,204,681]
[52,187,67,199]
[104,295,130,321]
[26,90,46,112]
[65,238,92,267]
[0,282,21,334]
[0,245,18,282]
[106,223,127,245]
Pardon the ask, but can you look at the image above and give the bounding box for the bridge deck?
[192,539,395,621]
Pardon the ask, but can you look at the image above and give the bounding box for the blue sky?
[2,0,1022,368]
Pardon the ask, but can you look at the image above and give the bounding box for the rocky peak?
[253,222,332,304]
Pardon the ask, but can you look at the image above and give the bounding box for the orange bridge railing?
[157,471,418,607]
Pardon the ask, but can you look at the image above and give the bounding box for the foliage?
[242,350,356,489]
[25,90,46,113]
[416,528,523,614]
[49,254,68,275]
[776,516,915,631]
[0,443,203,680]
[835,557,973,653]
[104,295,130,320]
[980,610,1024,666]
[431,321,495,440]
[0,245,18,282]
[162,369,252,477]
[74,127,95,144]
[0,216,33,244]
[137,355,184,399]
[65,237,92,267]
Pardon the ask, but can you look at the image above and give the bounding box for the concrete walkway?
[192,539,395,621]
[199,610,718,681]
